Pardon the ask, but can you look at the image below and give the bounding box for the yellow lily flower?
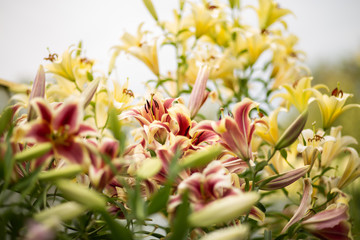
[186,2,219,39]
[311,88,360,129]
[252,0,293,31]
[337,148,360,189]
[46,47,93,89]
[110,23,159,76]
[272,77,328,112]
[255,107,284,146]
[244,32,270,66]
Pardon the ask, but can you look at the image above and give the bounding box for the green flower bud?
[199,225,248,240]
[136,157,162,179]
[275,110,308,150]
[142,0,158,21]
[34,202,86,227]
[14,143,52,163]
[55,179,106,211]
[38,165,83,181]
[180,145,223,169]
[188,192,259,227]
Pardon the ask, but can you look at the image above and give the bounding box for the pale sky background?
[1,0,360,95]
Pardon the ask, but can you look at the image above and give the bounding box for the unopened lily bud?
[55,179,106,211]
[28,65,46,121]
[136,158,162,179]
[80,78,99,108]
[34,202,86,226]
[142,0,158,21]
[188,192,259,227]
[199,225,248,240]
[14,143,52,163]
[180,145,223,169]
[257,166,309,190]
[188,65,210,118]
[38,165,83,181]
[275,109,308,150]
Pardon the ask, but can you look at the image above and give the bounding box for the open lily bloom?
[193,98,266,161]
[21,98,95,167]
[297,129,335,168]
[311,88,360,129]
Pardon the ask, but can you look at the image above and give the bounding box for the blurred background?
[1,0,360,236]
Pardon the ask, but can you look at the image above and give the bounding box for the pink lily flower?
[192,98,266,160]
[24,98,95,166]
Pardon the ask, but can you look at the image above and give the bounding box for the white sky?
[1,0,360,95]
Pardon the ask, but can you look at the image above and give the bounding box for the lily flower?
[337,147,360,189]
[22,98,95,166]
[271,77,328,112]
[311,88,360,129]
[186,2,218,39]
[192,98,266,160]
[255,107,284,146]
[251,0,293,31]
[297,129,335,169]
[281,178,312,233]
[110,23,159,76]
[45,46,93,88]
[302,195,351,240]
[321,126,358,167]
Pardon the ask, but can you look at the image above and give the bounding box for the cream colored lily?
[321,126,358,167]
[272,77,328,112]
[337,147,360,189]
[311,88,360,129]
[110,23,159,76]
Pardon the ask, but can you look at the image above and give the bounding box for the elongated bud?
[34,202,86,226]
[38,165,83,181]
[28,65,46,121]
[188,192,259,227]
[179,145,223,169]
[14,143,52,162]
[142,0,158,21]
[189,65,210,118]
[136,157,162,179]
[80,78,99,108]
[199,225,249,240]
[55,179,106,211]
[275,109,308,150]
[257,166,309,190]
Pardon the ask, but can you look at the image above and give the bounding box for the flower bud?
[188,65,210,118]
[136,157,162,179]
[275,109,308,150]
[34,202,86,225]
[55,179,106,211]
[28,65,46,121]
[188,192,259,227]
[14,143,52,163]
[257,166,309,190]
[199,225,248,240]
[80,78,99,108]
[38,165,83,181]
[142,0,158,21]
[179,145,223,169]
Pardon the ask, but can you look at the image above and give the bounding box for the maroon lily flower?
[24,98,95,166]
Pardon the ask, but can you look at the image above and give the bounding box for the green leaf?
[147,184,172,216]
[107,107,126,156]
[14,143,52,163]
[168,192,189,240]
[100,210,133,240]
[0,107,13,136]
[255,161,268,172]
[280,149,287,160]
